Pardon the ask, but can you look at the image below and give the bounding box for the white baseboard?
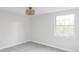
[0,40,31,50]
[32,40,73,52]
[0,40,73,52]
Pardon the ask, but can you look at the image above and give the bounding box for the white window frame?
[54,14,75,37]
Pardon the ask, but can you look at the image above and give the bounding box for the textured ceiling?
[0,7,78,16]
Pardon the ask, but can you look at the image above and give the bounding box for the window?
[55,14,75,37]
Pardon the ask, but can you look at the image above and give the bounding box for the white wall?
[1,8,79,51]
[31,8,79,51]
[0,10,31,49]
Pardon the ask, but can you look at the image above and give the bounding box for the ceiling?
[0,7,78,16]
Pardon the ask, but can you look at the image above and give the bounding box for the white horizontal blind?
[55,14,74,36]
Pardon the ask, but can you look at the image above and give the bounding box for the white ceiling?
[0,7,78,16]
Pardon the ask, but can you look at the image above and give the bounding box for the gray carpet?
[0,42,67,52]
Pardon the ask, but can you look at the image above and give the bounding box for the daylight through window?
[55,14,74,36]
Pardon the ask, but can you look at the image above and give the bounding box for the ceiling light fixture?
[26,7,35,16]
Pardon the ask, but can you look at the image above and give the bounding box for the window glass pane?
[55,26,74,36]
[56,14,74,25]
[56,16,65,25]
[64,14,74,25]
[55,14,74,36]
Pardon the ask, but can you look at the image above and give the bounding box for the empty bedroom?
[0,7,78,52]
